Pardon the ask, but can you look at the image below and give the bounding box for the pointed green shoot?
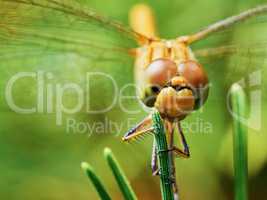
[104,148,137,200]
[81,162,112,200]
[230,83,248,200]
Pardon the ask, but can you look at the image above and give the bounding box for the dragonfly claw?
[152,168,160,176]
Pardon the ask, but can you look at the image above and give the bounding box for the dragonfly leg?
[171,121,190,158]
[151,137,159,176]
[168,125,179,200]
[122,115,153,142]
[171,146,190,158]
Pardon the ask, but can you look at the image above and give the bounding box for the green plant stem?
[104,148,137,200]
[81,162,112,200]
[152,111,174,200]
[231,84,248,200]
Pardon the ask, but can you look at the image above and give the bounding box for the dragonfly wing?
[194,42,267,92]
[194,42,267,59]
[187,4,267,43]
[191,9,267,58]
[0,0,150,60]
[0,0,152,118]
[193,15,267,71]
[190,13,267,107]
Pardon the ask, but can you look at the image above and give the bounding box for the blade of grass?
[230,84,248,200]
[81,162,112,200]
[104,148,137,200]
[152,111,174,200]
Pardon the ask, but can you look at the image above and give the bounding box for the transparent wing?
[192,14,267,70]
[191,15,267,101]
[0,0,149,61]
[0,0,150,115]
[186,4,267,44]
[194,41,267,84]
[194,42,267,60]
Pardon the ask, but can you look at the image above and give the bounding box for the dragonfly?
[1,0,267,199]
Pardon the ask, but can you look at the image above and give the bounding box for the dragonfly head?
[141,58,209,119]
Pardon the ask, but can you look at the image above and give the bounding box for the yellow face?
[154,82,195,119]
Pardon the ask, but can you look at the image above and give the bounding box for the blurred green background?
[0,0,267,199]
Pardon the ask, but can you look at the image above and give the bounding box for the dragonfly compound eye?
[140,58,177,107]
[145,58,177,86]
[177,60,209,109]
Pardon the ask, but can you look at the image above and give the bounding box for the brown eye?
[146,58,177,86]
[178,60,209,109]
